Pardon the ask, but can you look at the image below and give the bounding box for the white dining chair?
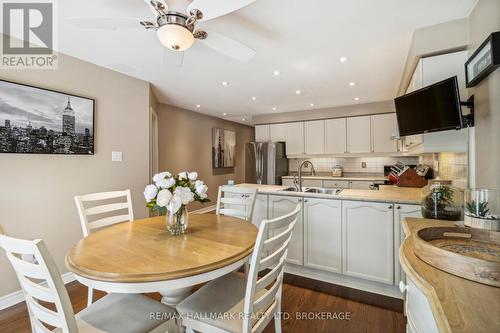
[0,227,176,333]
[216,186,258,222]
[177,203,301,333]
[74,189,134,307]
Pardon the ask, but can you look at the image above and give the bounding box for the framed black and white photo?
[212,128,236,168]
[0,80,95,155]
[465,31,500,87]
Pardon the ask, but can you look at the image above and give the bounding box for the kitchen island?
[236,183,424,299]
[400,218,500,333]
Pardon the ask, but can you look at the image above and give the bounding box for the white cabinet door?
[304,120,325,154]
[325,118,347,154]
[304,198,342,273]
[255,125,270,142]
[284,122,305,155]
[268,195,303,265]
[347,116,371,153]
[342,201,394,284]
[405,277,440,333]
[251,194,268,228]
[270,123,286,141]
[394,204,422,284]
[371,114,399,153]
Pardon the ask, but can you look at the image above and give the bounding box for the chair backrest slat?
[216,186,257,222]
[74,189,134,237]
[0,230,78,333]
[241,203,301,333]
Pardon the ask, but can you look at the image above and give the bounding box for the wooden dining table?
[65,213,258,307]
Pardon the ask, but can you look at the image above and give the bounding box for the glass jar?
[167,206,189,236]
[464,189,500,230]
[421,180,463,221]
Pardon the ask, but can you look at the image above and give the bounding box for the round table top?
[66,214,258,283]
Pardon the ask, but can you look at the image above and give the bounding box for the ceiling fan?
[68,0,257,62]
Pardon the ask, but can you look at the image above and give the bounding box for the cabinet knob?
[304,199,308,203]
[298,198,302,202]
[397,205,401,210]
[388,205,393,210]
[399,281,408,293]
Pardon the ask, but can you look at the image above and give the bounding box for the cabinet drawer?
[302,180,323,187]
[349,181,375,189]
[323,180,350,189]
[405,278,439,333]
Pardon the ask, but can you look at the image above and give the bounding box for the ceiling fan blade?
[67,17,141,30]
[187,0,256,21]
[198,30,255,61]
[144,0,168,17]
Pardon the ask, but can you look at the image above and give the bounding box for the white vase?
[464,215,500,231]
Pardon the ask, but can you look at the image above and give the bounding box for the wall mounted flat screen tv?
[394,76,463,136]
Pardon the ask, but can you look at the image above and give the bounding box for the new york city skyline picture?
[0,80,94,155]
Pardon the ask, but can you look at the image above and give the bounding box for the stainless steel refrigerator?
[245,142,288,185]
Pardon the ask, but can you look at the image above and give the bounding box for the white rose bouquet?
[144,171,210,216]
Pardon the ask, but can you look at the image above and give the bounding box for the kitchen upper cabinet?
[347,116,371,153]
[304,198,342,273]
[304,120,325,154]
[325,118,347,154]
[269,195,303,265]
[371,114,399,153]
[255,125,270,142]
[270,123,286,142]
[342,201,394,284]
[251,194,268,228]
[284,122,305,155]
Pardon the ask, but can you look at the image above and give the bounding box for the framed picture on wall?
[212,128,236,168]
[0,79,95,155]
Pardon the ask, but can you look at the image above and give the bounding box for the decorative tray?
[412,226,500,287]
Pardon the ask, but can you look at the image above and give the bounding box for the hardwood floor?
[0,279,405,333]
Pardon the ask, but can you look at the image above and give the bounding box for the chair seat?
[53,293,176,333]
[177,273,273,333]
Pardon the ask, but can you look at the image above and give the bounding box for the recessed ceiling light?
[251,96,257,101]
[273,70,280,76]
[295,90,302,95]
[223,112,227,116]
[222,81,228,86]
[272,107,277,111]
[241,117,246,121]
[310,103,315,107]
[349,82,355,86]
[354,97,360,101]
[196,104,201,108]
[340,57,347,62]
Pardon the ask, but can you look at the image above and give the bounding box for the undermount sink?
[305,188,342,195]
[280,187,301,192]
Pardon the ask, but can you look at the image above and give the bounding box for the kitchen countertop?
[282,173,387,182]
[400,218,500,333]
[237,183,422,204]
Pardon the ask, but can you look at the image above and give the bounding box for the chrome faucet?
[298,160,316,192]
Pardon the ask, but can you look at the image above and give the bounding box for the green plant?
[466,200,490,217]
[424,185,454,210]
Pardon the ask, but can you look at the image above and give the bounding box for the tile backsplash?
[288,157,419,174]
[419,152,468,189]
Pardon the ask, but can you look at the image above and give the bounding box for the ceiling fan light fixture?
[157,24,194,51]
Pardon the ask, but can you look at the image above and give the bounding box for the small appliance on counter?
[331,165,343,177]
[245,142,288,185]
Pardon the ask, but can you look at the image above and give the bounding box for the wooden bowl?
[412,226,500,287]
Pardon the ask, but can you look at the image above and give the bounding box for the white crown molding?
[0,272,75,310]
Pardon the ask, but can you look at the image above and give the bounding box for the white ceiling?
[57,0,477,124]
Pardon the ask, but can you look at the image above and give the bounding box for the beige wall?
[0,40,151,296]
[253,100,394,125]
[157,104,254,211]
[468,0,500,190]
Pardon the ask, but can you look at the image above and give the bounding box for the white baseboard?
[0,272,75,310]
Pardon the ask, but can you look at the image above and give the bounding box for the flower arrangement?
[144,171,209,234]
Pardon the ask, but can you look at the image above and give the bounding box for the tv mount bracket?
[460,95,474,128]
